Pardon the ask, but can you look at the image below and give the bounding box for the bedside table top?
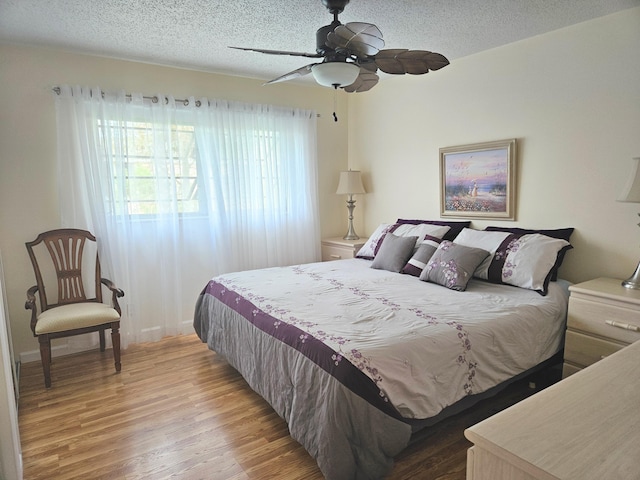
[569,277,640,306]
[321,237,368,247]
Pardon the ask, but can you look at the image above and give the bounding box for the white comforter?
[211,258,569,419]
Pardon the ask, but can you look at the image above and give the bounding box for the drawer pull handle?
[330,254,342,259]
[605,320,640,332]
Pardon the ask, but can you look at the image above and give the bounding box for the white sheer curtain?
[55,85,320,347]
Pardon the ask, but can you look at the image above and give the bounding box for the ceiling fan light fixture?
[311,62,360,88]
[233,0,448,93]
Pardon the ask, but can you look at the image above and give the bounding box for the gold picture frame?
[440,138,517,220]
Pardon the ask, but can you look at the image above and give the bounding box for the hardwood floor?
[18,334,560,480]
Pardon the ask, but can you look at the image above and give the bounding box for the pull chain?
[332,84,338,122]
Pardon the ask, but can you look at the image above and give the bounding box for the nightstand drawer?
[321,237,367,262]
[564,330,626,368]
[321,244,354,261]
[567,297,640,345]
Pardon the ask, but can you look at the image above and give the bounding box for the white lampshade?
[618,157,640,203]
[312,62,360,88]
[336,170,366,195]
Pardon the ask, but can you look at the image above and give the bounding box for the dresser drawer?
[564,330,626,368]
[567,296,640,345]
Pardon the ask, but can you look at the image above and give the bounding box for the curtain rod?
[54,86,206,107]
[52,86,321,117]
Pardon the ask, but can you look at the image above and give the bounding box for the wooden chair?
[24,229,124,388]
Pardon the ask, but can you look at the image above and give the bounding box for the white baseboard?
[19,319,195,364]
[180,319,195,335]
[19,342,104,364]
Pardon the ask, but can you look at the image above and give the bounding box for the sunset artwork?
[440,140,516,219]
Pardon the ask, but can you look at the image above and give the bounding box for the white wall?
[0,45,350,358]
[348,8,640,284]
[2,8,639,360]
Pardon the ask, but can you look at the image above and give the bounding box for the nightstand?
[562,277,640,378]
[321,237,367,262]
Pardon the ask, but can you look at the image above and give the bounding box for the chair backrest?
[26,229,103,312]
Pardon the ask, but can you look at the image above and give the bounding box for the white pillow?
[390,223,451,248]
[357,222,450,259]
[494,233,570,293]
[356,223,394,259]
[453,228,570,295]
[452,228,510,279]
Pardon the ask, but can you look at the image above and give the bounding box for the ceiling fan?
[230,0,450,93]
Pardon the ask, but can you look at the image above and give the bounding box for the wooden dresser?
[465,338,640,480]
[562,277,640,377]
[320,237,367,262]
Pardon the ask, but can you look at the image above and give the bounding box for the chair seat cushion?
[36,302,120,334]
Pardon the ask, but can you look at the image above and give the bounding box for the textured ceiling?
[1,0,639,85]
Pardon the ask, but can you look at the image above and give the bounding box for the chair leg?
[38,335,52,388]
[111,324,121,373]
[99,329,106,352]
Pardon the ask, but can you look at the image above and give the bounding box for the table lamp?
[617,157,640,288]
[336,170,366,240]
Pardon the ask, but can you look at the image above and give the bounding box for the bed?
[193,223,574,479]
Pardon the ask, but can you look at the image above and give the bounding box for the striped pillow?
[401,235,443,277]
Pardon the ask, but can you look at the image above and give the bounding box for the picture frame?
[440,138,517,220]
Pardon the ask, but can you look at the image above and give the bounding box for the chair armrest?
[101,278,125,315]
[101,278,124,297]
[25,285,39,335]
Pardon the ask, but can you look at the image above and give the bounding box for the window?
[98,119,201,215]
[57,86,320,345]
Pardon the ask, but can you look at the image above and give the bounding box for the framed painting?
[440,138,517,220]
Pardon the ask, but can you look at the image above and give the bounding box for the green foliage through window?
[98,120,201,215]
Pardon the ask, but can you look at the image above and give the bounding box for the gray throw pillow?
[419,241,489,291]
[371,233,419,273]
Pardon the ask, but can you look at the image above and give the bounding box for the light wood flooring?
[18,334,559,479]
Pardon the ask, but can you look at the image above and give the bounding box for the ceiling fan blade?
[326,22,385,57]
[374,49,450,74]
[264,63,317,85]
[342,71,379,93]
[230,46,323,59]
[421,52,450,71]
[358,60,378,73]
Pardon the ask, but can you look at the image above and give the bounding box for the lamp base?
[622,260,640,289]
[342,197,359,240]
